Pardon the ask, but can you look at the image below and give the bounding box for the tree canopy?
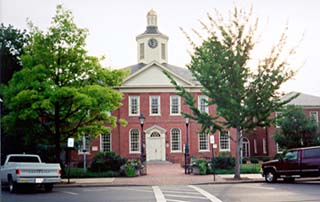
[274,105,320,149]
[1,5,128,162]
[166,7,298,179]
[0,23,29,85]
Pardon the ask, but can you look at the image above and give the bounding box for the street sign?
[67,138,74,148]
[210,135,215,144]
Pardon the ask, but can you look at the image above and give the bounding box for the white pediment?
[145,125,167,134]
[122,62,192,87]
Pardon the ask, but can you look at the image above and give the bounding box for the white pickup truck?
[1,154,61,192]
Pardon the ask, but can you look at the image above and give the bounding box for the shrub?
[90,151,127,172]
[262,156,271,162]
[62,167,120,178]
[242,158,248,164]
[250,157,259,164]
[211,156,235,169]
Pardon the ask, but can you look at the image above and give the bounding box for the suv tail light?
[16,169,21,175]
[58,169,62,174]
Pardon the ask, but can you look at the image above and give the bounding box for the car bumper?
[17,177,61,184]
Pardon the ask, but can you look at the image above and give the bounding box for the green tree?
[166,8,297,179]
[1,5,128,162]
[274,105,319,149]
[0,24,29,85]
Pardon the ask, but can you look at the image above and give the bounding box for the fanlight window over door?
[151,132,161,137]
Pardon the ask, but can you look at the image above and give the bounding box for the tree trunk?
[54,102,61,163]
[234,127,241,179]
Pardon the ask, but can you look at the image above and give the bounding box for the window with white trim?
[170,96,181,115]
[100,133,111,152]
[129,96,140,116]
[263,138,267,154]
[140,43,144,60]
[219,131,230,151]
[310,111,319,126]
[171,128,181,152]
[276,143,283,153]
[199,133,209,151]
[254,139,257,154]
[161,43,166,60]
[198,95,209,113]
[129,129,140,153]
[150,96,160,115]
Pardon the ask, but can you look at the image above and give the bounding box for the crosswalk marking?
[165,193,207,199]
[167,199,190,202]
[189,185,223,202]
[153,186,166,202]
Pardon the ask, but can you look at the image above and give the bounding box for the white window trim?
[198,134,210,152]
[254,139,257,154]
[170,128,182,153]
[198,95,209,113]
[310,111,319,124]
[170,95,181,116]
[219,131,231,152]
[276,143,283,154]
[263,138,267,154]
[78,135,90,155]
[100,133,112,152]
[129,96,140,116]
[129,129,141,154]
[149,96,161,116]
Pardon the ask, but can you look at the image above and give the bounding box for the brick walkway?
[60,163,264,187]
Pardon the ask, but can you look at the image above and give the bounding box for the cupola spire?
[147,9,157,27]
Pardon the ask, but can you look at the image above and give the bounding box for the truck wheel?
[8,178,17,193]
[44,184,53,192]
[265,169,277,183]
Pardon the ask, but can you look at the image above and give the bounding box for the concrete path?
[60,163,264,187]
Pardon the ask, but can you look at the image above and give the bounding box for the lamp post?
[185,117,189,174]
[138,114,146,174]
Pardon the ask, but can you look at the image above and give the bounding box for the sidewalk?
[59,163,264,187]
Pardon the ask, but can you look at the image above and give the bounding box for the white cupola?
[136,9,169,64]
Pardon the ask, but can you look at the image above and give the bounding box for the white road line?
[59,191,79,195]
[240,184,275,190]
[165,194,207,199]
[153,186,166,202]
[189,185,223,202]
[162,190,201,195]
[167,199,190,202]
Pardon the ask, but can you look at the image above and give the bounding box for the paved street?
[3,182,320,202]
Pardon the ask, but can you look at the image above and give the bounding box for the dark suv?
[262,146,320,183]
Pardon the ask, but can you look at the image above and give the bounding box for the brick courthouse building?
[71,10,320,166]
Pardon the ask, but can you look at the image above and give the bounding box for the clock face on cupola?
[136,9,169,64]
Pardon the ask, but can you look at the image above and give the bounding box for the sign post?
[67,138,74,184]
[210,135,217,182]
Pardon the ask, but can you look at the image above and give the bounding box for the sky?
[1,0,320,96]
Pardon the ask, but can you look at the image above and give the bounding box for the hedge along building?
[70,9,237,166]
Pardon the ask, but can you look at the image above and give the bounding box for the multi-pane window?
[276,143,283,153]
[198,95,209,113]
[263,138,267,154]
[254,139,257,154]
[219,131,230,151]
[161,43,166,60]
[310,111,319,126]
[101,133,111,152]
[140,43,144,60]
[129,129,140,153]
[171,128,181,152]
[199,134,209,151]
[170,96,181,115]
[150,96,160,115]
[129,96,140,116]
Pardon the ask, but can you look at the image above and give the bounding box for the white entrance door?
[242,138,250,158]
[146,131,164,161]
